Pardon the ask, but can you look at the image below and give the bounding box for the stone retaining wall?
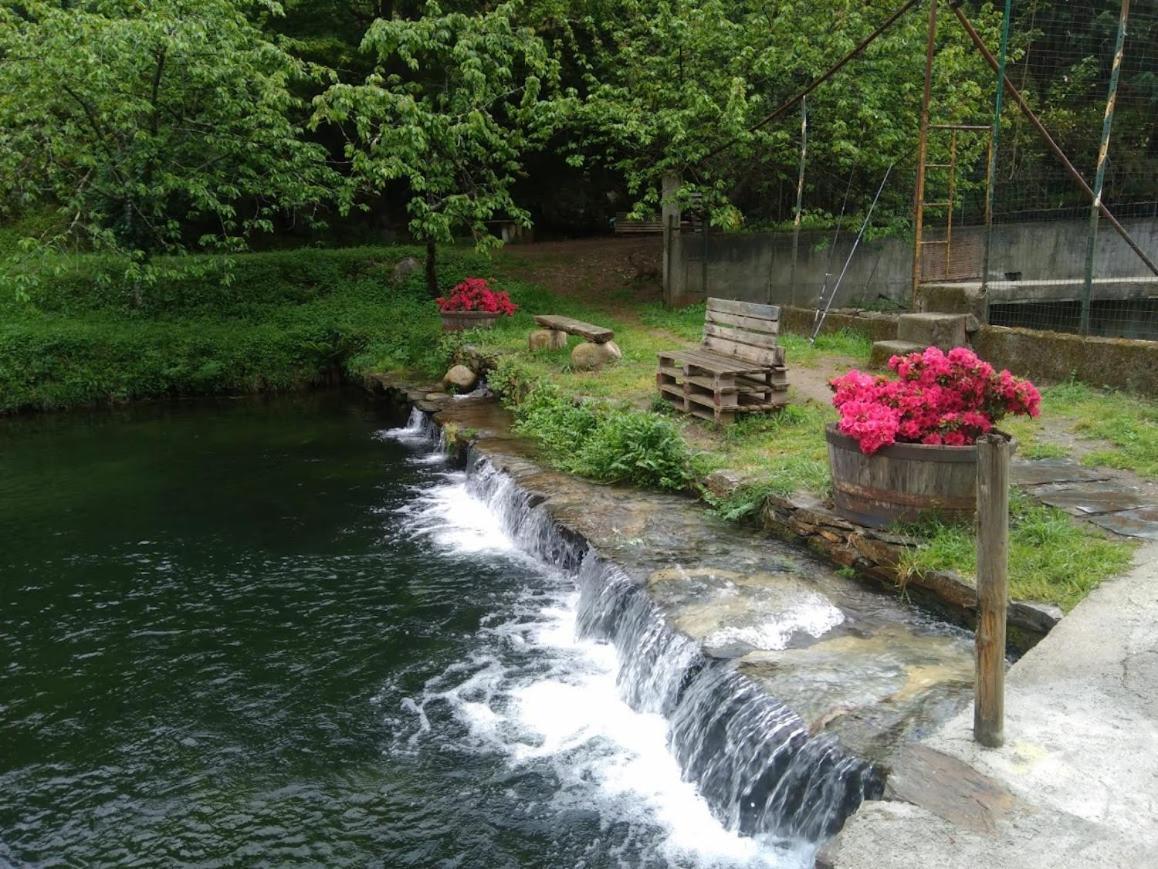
[704,472,1059,653]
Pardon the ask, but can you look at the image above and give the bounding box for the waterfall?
[413,411,880,846]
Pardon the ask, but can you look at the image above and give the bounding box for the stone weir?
[389,391,981,852]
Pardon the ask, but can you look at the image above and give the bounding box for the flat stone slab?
[883,744,1017,834]
[1031,481,1151,516]
[1011,459,1113,487]
[532,314,614,343]
[1086,506,1158,540]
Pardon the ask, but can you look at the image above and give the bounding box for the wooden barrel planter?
[440,311,501,332]
[826,424,997,528]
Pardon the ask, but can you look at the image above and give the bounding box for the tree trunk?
[425,239,438,298]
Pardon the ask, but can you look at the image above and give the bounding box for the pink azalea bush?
[436,277,517,315]
[830,346,1040,454]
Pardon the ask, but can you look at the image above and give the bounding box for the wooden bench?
[656,298,788,424]
[530,314,621,370]
[533,314,614,344]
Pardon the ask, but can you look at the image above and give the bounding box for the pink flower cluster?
[436,277,517,315]
[830,346,1040,454]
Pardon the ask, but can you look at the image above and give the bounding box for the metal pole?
[812,165,894,341]
[974,433,1010,748]
[981,0,1012,317]
[1081,0,1130,336]
[951,3,1158,278]
[789,96,808,307]
[912,0,938,307]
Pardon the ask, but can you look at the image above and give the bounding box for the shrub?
[435,277,517,315]
[831,346,1041,453]
[503,377,691,491]
[573,408,692,490]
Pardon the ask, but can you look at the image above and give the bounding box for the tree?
[313,1,563,296]
[0,0,336,273]
[568,0,999,229]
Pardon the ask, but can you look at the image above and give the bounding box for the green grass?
[698,402,837,500]
[1002,380,1158,478]
[897,492,1136,610]
[0,244,499,411]
[4,239,1141,610]
[778,329,873,367]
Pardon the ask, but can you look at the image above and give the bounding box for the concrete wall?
[673,217,1158,311]
[974,325,1158,396]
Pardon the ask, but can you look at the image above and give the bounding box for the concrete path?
[824,541,1158,868]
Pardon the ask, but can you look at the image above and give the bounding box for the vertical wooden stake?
[974,433,1010,747]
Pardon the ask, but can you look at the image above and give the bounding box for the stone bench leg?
[571,339,622,371]
[529,328,568,351]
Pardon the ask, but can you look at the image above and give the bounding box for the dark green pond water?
[0,393,796,867]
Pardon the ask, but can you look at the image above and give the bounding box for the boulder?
[443,364,478,392]
[391,256,421,284]
[454,344,501,374]
[528,329,568,351]
[570,340,622,371]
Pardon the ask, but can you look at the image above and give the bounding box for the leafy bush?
[502,375,692,491]
[0,245,505,412]
[573,407,692,490]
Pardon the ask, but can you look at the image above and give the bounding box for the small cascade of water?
[399,409,879,850]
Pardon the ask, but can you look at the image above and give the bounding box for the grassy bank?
[0,245,489,412]
[443,273,1144,612]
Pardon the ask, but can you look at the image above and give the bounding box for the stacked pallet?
[656,299,788,425]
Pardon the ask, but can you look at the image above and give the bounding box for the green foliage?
[897,492,1136,611]
[0,0,335,270]
[778,329,874,367]
[1001,380,1158,479]
[570,0,998,226]
[496,371,692,491]
[702,401,836,498]
[0,245,494,412]
[575,406,693,490]
[314,1,565,288]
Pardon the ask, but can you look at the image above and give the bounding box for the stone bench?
[529,314,621,370]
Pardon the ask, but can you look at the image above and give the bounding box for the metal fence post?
[911,0,938,307]
[789,95,808,307]
[974,433,1010,748]
[981,0,1012,324]
[1080,0,1130,336]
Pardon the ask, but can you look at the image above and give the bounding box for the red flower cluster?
[435,277,517,315]
[830,346,1040,454]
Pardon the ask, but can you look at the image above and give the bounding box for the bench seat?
[532,314,614,343]
[656,298,789,424]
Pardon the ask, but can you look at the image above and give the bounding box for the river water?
[0,393,819,867]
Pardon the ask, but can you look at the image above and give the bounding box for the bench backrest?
[702,298,782,367]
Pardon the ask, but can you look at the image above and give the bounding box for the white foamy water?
[379,418,812,868]
[705,595,846,652]
[398,470,517,554]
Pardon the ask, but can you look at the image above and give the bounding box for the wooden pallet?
[655,298,789,424]
[657,351,788,424]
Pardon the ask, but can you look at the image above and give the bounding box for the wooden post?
[974,433,1010,747]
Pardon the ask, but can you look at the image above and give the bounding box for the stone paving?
[1012,458,1158,541]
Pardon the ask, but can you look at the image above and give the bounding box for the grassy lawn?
[897,493,1136,611]
[1003,380,1158,477]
